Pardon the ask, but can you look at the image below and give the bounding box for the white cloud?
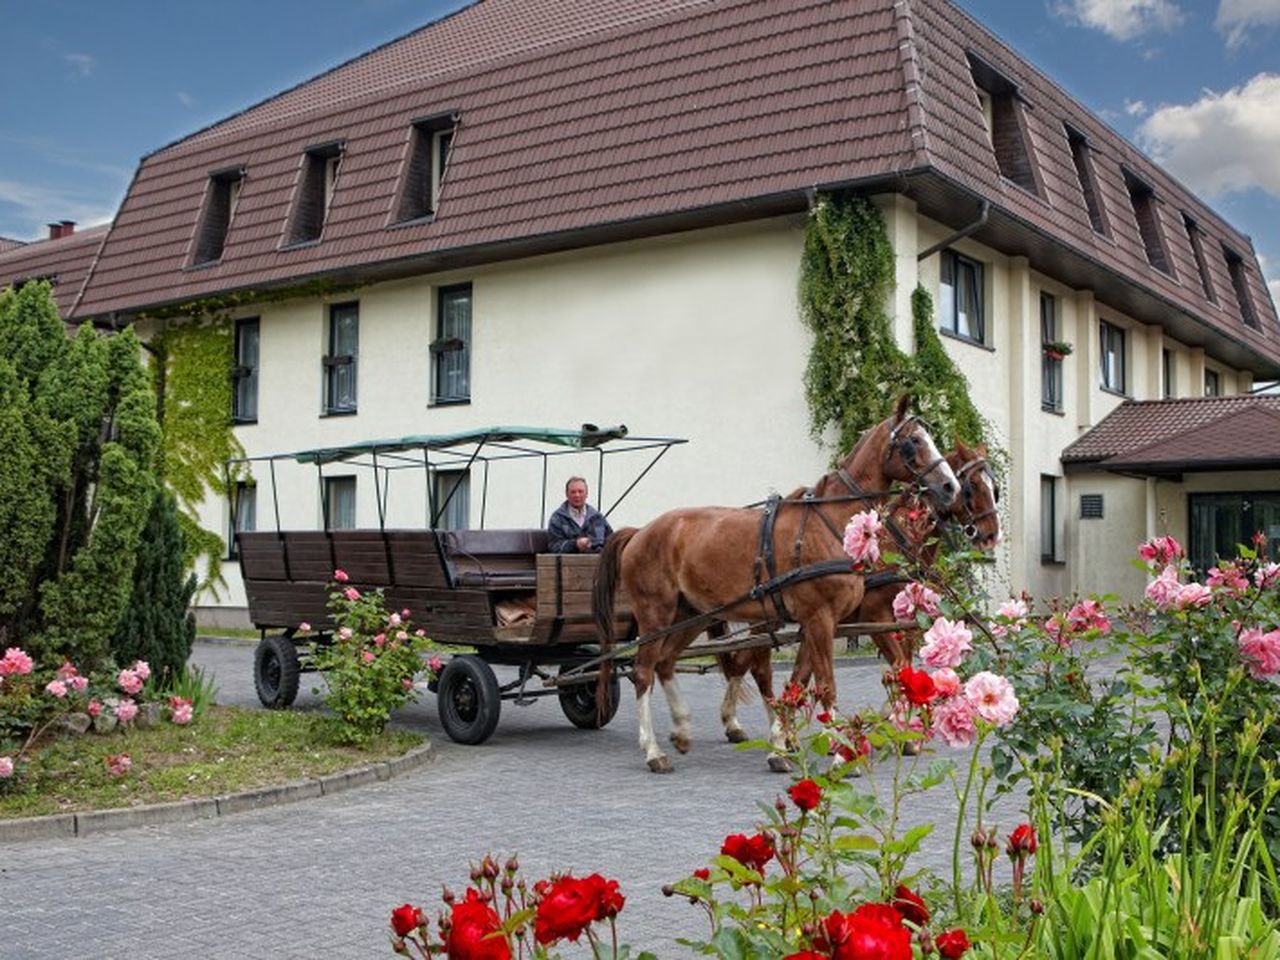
[63,52,95,78]
[176,91,194,107]
[0,178,116,240]
[1052,0,1184,40]
[1137,73,1280,198]
[1216,0,1280,49]
[1125,98,1149,115]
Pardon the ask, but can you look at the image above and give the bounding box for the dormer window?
[1123,169,1174,276]
[1182,214,1217,303]
[966,53,1040,195]
[394,112,456,223]
[283,141,344,247]
[191,166,245,266]
[1223,245,1259,329]
[1065,124,1108,236]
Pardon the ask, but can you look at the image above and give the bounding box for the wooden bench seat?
[439,528,548,588]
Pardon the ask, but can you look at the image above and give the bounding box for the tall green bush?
[110,487,197,685]
[0,282,159,669]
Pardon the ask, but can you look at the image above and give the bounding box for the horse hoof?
[648,756,674,774]
[725,728,748,744]
[669,733,691,754]
[767,754,792,774]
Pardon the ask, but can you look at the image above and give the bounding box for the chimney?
[46,220,76,240]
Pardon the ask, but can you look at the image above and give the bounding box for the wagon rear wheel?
[254,634,300,709]
[437,655,501,745]
[557,664,620,730]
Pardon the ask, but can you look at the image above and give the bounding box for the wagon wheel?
[436,655,501,745]
[254,634,301,709]
[557,664,621,730]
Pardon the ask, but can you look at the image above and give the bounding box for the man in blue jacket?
[547,476,613,553]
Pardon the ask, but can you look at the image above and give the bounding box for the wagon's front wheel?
[254,634,300,709]
[558,665,620,730]
[437,655,501,745]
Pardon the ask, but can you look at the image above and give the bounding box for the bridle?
[885,415,952,495]
[950,456,999,544]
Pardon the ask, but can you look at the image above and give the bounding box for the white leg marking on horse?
[767,705,787,753]
[637,689,663,763]
[721,677,744,737]
[662,676,693,743]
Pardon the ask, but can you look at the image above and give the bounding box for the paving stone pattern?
[0,641,1023,958]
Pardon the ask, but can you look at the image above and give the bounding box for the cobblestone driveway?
[0,641,1023,959]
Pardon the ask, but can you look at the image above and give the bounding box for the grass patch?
[0,706,422,819]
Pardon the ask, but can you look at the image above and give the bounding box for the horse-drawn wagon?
[230,425,685,744]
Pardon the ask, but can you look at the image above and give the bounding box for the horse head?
[947,441,1001,551]
[873,396,958,510]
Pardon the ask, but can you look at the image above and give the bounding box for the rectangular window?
[939,251,984,343]
[1040,475,1058,562]
[232,317,260,423]
[1205,369,1221,397]
[191,167,245,265]
[324,302,359,414]
[228,481,256,559]
[431,283,472,404]
[1162,348,1176,399]
[967,54,1040,194]
[1099,319,1126,394]
[284,142,343,246]
[395,113,456,223]
[1065,125,1108,235]
[324,476,356,531]
[1124,169,1174,276]
[1223,245,1259,329]
[1040,292,1063,412]
[1190,491,1280,575]
[431,471,470,530]
[1182,215,1217,304]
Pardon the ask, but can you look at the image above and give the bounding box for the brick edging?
[0,742,434,843]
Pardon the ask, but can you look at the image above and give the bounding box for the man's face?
[566,481,588,510]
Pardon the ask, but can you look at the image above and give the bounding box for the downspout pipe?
[917,200,990,261]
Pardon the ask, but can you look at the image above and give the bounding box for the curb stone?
[0,742,434,843]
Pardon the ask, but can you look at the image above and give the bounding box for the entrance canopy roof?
[1062,396,1280,478]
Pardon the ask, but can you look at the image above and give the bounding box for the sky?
[1,0,1277,303]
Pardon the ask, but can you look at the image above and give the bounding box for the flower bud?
[505,855,519,875]
[501,876,514,895]
[970,828,986,850]
[441,885,455,905]
[661,884,676,898]
[482,854,500,880]
[392,938,408,954]
[469,863,483,883]
[917,928,935,954]
[1030,899,1044,915]
[775,796,788,814]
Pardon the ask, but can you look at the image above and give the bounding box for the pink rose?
[996,598,1028,620]
[920,617,973,668]
[105,754,132,777]
[842,510,883,567]
[45,680,68,698]
[932,696,977,748]
[117,669,143,696]
[402,678,415,690]
[132,660,151,681]
[0,647,34,676]
[344,587,361,601]
[87,700,102,718]
[930,667,962,698]
[373,633,386,647]
[338,626,354,640]
[428,656,444,674]
[415,629,427,638]
[1066,599,1110,635]
[115,698,138,724]
[298,621,312,632]
[387,613,402,627]
[334,568,349,582]
[1208,563,1249,594]
[1238,627,1280,680]
[965,671,1020,727]
[56,661,79,681]
[0,756,13,778]
[1145,565,1181,610]
[1256,563,1280,589]
[69,675,88,692]
[395,630,408,641]
[362,651,376,663]
[1174,582,1213,610]
[401,608,411,618]
[892,582,942,623]
[1138,535,1183,567]
[171,703,194,725]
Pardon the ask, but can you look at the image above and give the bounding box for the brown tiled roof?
[1062,395,1280,471]
[0,225,110,318]
[52,0,1280,378]
[0,237,26,254]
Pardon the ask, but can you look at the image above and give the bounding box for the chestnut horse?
[593,397,958,773]
[715,442,1001,744]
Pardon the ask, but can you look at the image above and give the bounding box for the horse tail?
[594,527,638,719]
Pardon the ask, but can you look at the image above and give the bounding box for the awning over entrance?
[1062,395,1280,479]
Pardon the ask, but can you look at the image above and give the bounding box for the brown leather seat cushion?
[441,529,548,587]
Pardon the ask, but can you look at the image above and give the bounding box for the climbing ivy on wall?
[148,318,242,592]
[799,193,996,460]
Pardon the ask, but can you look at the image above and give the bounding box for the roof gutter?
[916,199,990,261]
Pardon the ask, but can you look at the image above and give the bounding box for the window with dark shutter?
[394,113,456,223]
[284,142,343,247]
[191,167,245,266]
[1124,169,1174,276]
[1065,125,1108,235]
[1223,245,1259,329]
[967,54,1041,195]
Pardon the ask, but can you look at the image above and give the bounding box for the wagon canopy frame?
[225,424,687,534]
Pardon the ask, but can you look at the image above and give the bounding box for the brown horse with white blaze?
[715,441,1001,742]
[593,397,959,773]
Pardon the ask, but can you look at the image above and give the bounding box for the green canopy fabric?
[290,424,629,465]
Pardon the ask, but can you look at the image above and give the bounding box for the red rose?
[788,778,823,812]
[447,889,510,960]
[897,666,938,706]
[783,953,829,960]
[823,904,911,960]
[390,903,422,938]
[936,928,971,958]
[720,832,775,873]
[1007,823,1037,859]
[891,884,930,927]
[692,867,710,880]
[534,873,622,944]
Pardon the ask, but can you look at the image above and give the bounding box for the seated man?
[547,476,613,553]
